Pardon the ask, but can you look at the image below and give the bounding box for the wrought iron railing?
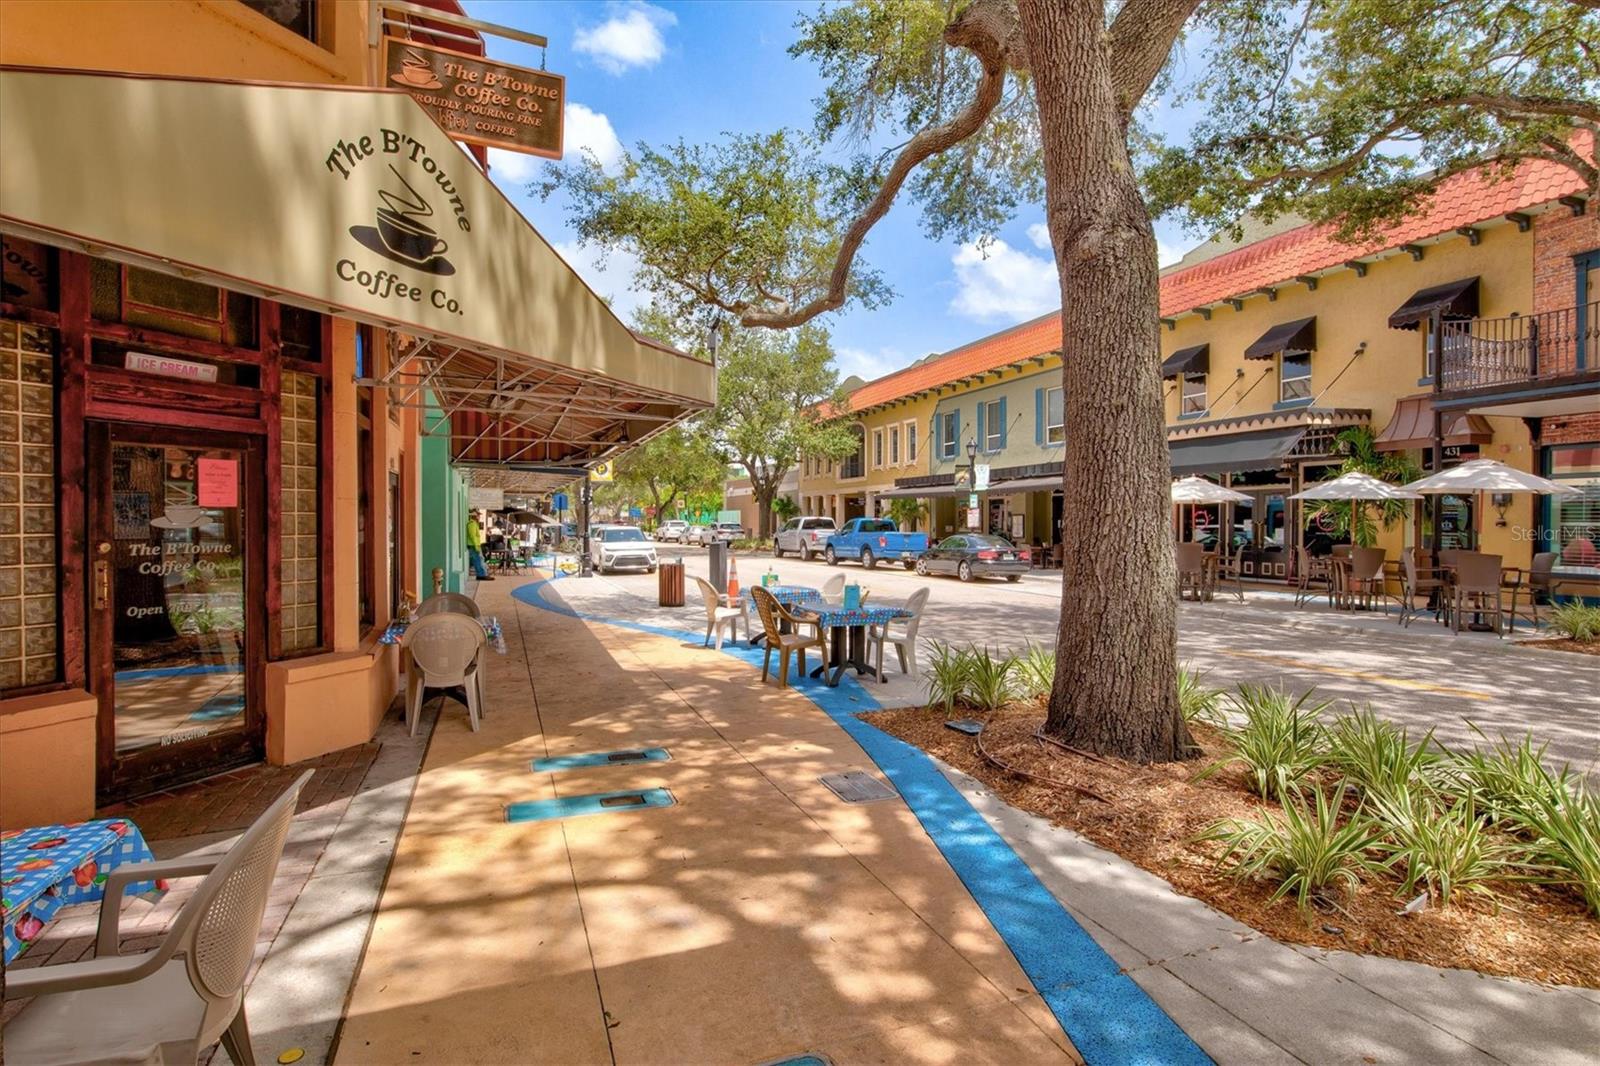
[1439,301,1598,392]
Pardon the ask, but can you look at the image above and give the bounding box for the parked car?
[824,517,929,570]
[708,521,744,544]
[916,534,1030,582]
[684,524,709,545]
[655,520,689,543]
[589,525,658,574]
[773,516,838,561]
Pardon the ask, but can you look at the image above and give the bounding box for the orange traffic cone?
[726,554,740,599]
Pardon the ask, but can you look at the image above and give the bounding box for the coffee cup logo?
[349,164,456,276]
[391,48,442,90]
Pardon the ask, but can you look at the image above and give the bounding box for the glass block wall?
[0,319,57,690]
[279,371,321,653]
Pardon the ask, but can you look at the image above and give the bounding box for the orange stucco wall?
[0,691,97,826]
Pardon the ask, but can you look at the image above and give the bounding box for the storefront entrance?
[89,424,264,800]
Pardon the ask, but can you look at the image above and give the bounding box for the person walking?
[466,511,494,581]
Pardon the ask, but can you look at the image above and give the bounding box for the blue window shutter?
[998,396,1008,450]
[976,403,986,454]
[1034,389,1044,445]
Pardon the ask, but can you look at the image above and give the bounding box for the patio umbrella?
[1402,459,1576,547]
[1171,477,1250,542]
[1291,472,1421,547]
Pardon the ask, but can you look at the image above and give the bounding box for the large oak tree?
[545,0,1597,762]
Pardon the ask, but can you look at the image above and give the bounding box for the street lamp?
[965,438,979,532]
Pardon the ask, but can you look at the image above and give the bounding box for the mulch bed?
[868,703,1600,989]
[1524,638,1600,657]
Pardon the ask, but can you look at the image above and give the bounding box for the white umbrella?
[1292,471,1421,548]
[1171,477,1250,542]
[1402,459,1576,548]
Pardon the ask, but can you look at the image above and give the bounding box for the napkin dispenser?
[842,583,861,610]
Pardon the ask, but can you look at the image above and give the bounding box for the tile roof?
[840,145,1589,415]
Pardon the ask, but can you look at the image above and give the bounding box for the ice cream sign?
[125,351,218,384]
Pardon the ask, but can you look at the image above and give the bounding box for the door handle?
[93,558,110,610]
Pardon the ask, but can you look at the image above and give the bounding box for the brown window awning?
[1387,277,1479,330]
[1374,395,1494,451]
[1244,317,1316,360]
[1160,344,1209,380]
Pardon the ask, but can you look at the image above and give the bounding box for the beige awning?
[1375,395,1493,451]
[0,66,714,467]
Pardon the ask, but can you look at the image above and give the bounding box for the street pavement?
[561,543,1600,773]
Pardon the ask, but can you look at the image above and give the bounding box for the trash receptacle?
[658,558,685,607]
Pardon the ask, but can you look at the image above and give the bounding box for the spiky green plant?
[1014,642,1056,700]
[1202,784,1383,913]
[1326,707,1442,805]
[1506,785,1600,916]
[1446,730,1579,826]
[1548,602,1600,643]
[923,641,971,715]
[1372,790,1518,908]
[1201,685,1330,800]
[963,646,1016,712]
[1177,664,1225,729]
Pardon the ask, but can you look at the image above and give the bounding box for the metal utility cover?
[945,719,986,736]
[505,788,674,823]
[532,748,671,772]
[819,771,898,804]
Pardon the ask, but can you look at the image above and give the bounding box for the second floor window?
[873,429,885,468]
[241,0,318,42]
[940,411,959,460]
[1280,354,1311,403]
[890,425,900,465]
[984,400,1002,452]
[1045,387,1064,444]
[1181,373,1207,416]
[841,427,865,479]
[905,421,918,463]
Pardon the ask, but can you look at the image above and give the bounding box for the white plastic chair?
[820,573,846,605]
[415,592,481,618]
[1,769,314,1066]
[402,612,487,735]
[870,587,929,681]
[694,576,744,649]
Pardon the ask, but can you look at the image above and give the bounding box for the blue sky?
[463,0,1200,384]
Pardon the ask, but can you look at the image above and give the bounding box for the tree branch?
[1107,0,1205,118]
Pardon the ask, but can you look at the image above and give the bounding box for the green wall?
[420,392,468,595]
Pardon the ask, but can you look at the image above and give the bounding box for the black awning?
[1387,276,1479,330]
[1160,344,1210,380]
[1169,427,1306,476]
[1244,317,1317,360]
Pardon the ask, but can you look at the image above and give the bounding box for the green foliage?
[964,646,1016,712]
[609,422,725,524]
[886,496,927,532]
[1511,786,1600,916]
[1302,427,1424,547]
[1548,602,1600,643]
[1372,791,1517,908]
[924,641,971,715]
[1446,730,1579,826]
[1204,685,1330,801]
[772,495,801,524]
[1014,643,1057,701]
[1177,665,1225,728]
[1203,784,1383,913]
[1326,706,1442,805]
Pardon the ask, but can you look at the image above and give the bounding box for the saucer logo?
[349,164,456,276]
[391,48,442,90]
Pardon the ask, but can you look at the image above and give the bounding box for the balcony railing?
[1439,301,1598,392]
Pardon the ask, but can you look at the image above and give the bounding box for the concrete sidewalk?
[334,576,1078,1064]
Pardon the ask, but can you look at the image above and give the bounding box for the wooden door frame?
[88,421,267,801]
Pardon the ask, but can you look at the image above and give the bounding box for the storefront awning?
[880,483,963,499]
[1374,395,1494,451]
[0,67,714,469]
[1387,277,1479,330]
[993,475,1063,492]
[1244,317,1317,360]
[1160,344,1209,380]
[1169,426,1306,476]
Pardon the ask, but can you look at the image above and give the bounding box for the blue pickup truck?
[824,518,929,570]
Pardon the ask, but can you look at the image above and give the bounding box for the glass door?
[90,424,263,798]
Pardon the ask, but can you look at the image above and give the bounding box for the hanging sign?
[974,464,990,491]
[968,493,979,508]
[552,492,569,512]
[966,508,981,530]
[382,38,565,160]
[590,460,614,482]
[468,487,504,509]
[125,351,218,384]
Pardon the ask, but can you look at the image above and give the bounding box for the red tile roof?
[841,146,1588,414]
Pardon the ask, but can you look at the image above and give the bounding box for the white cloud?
[563,103,624,170]
[486,146,539,184]
[1025,222,1052,250]
[1157,237,1186,268]
[949,238,1059,322]
[834,345,907,384]
[574,2,676,75]
[552,239,649,322]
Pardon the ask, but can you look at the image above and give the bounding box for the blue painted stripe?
[505,787,675,823]
[115,664,241,681]
[513,574,1209,1066]
[533,748,671,772]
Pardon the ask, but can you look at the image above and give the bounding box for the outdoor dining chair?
[1344,547,1396,614]
[820,572,846,604]
[1294,545,1333,607]
[869,586,929,681]
[751,585,825,689]
[1521,551,1557,629]
[1,769,314,1066]
[1175,542,1208,601]
[1215,546,1246,603]
[402,612,487,734]
[694,576,745,649]
[1397,549,1448,628]
[415,591,481,618]
[1450,551,1507,637]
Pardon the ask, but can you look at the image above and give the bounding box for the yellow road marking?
[1219,649,1493,701]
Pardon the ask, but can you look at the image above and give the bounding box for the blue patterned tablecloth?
[790,603,912,628]
[380,614,506,654]
[744,585,823,607]
[2,819,166,963]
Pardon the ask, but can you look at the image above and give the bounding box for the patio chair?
[820,572,846,604]
[1345,547,1395,614]
[751,585,824,689]
[1450,551,1506,637]
[1,769,314,1066]
[870,587,929,682]
[1521,551,1557,629]
[1215,547,1246,603]
[694,576,744,649]
[1051,543,1064,570]
[402,612,487,735]
[1175,542,1208,601]
[1294,545,1333,608]
[415,591,481,618]
[1397,549,1447,628]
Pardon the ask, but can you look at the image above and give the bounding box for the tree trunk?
[753,485,775,539]
[1019,0,1192,763]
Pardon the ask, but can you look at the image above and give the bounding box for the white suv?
[590,526,658,573]
[773,516,837,561]
[655,520,689,542]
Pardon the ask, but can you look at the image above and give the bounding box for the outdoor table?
[738,585,823,647]
[791,602,913,687]
[2,819,167,964]
[380,614,507,654]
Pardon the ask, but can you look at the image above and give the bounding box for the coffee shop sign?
[324,128,468,315]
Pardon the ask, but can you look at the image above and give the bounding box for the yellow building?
[0,1,713,824]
